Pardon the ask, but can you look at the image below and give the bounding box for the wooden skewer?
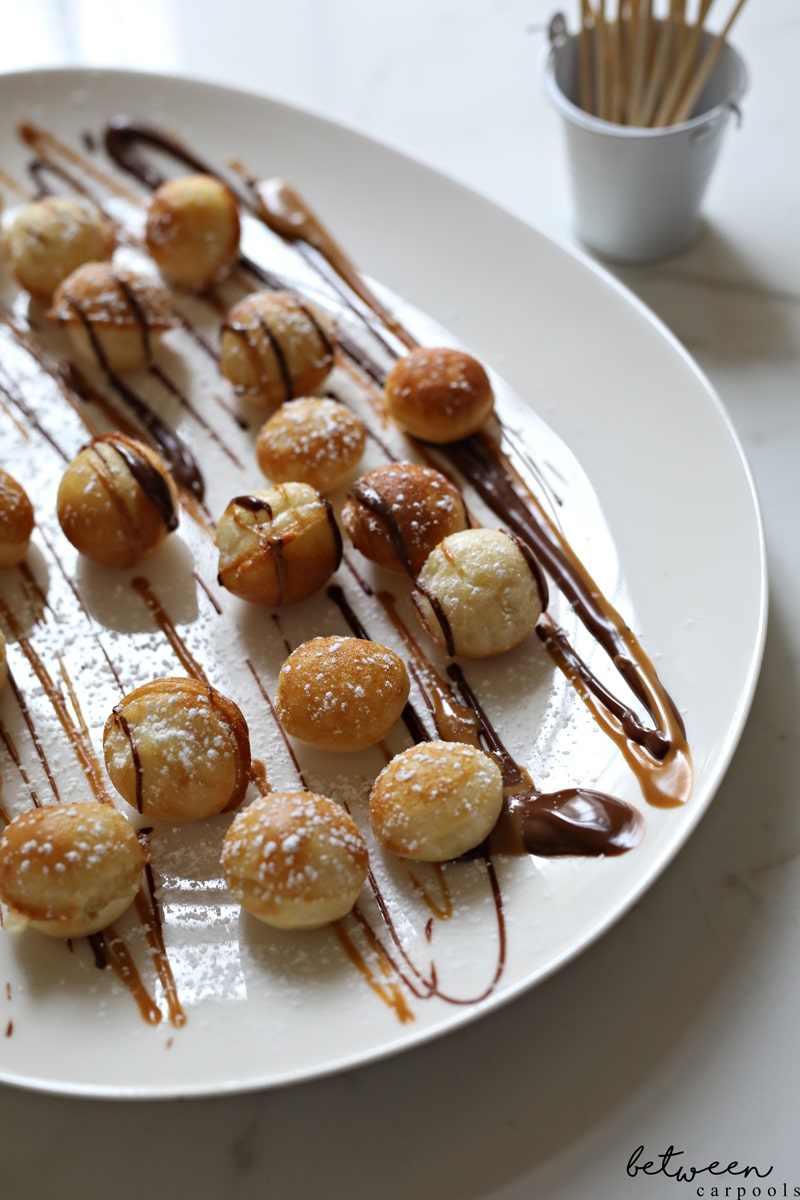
[627,0,653,125]
[579,0,595,115]
[666,0,688,87]
[595,0,609,120]
[607,2,624,123]
[572,0,746,129]
[652,0,716,126]
[621,0,641,120]
[669,0,750,123]
[638,0,681,126]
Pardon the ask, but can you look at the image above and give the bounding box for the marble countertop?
[1,2,798,1196]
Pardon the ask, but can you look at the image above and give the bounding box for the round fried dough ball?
[0,801,146,938]
[0,468,35,568]
[412,527,547,658]
[342,462,468,576]
[4,197,115,302]
[221,790,369,929]
[384,346,494,443]
[219,291,336,403]
[276,635,410,752]
[48,262,174,372]
[369,740,503,861]
[255,397,365,492]
[56,433,179,568]
[215,481,342,605]
[0,629,7,692]
[103,677,251,822]
[145,173,241,292]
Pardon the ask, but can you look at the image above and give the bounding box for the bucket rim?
[544,25,749,139]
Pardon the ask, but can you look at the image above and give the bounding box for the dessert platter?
[0,68,766,1097]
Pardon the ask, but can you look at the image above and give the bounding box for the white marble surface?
[1,1,798,1196]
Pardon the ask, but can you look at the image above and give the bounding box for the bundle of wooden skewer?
[576,0,749,127]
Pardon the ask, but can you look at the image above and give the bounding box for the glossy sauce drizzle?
[0,114,694,1038]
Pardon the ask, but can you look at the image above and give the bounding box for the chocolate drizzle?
[61,299,205,499]
[101,433,179,532]
[348,477,416,577]
[104,116,215,191]
[441,434,691,809]
[111,709,144,812]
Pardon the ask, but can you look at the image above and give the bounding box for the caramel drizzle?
[333,914,415,1025]
[249,758,271,796]
[136,835,187,1028]
[250,176,418,353]
[407,863,454,921]
[19,120,142,205]
[376,589,480,745]
[0,347,72,464]
[359,856,507,1007]
[3,672,61,802]
[130,576,208,682]
[0,600,111,804]
[149,364,246,471]
[17,563,49,627]
[537,615,691,810]
[89,926,162,1025]
[36,524,125,690]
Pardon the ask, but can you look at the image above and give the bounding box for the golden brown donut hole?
[383,346,494,443]
[412,527,547,658]
[221,790,369,929]
[48,262,175,372]
[103,677,252,822]
[145,173,241,293]
[219,291,336,404]
[255,397,366,492]
[341,462,468,575]
[56,433,180,569]
[0,468,35,568]
[276,635,410,752]
[215,481,342,605]
[369,740,504,861]
[4,197,115,303]
[0,801,146,938]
